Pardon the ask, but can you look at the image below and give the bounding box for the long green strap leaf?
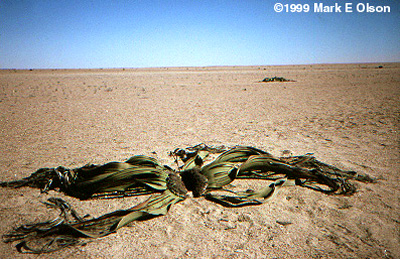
[205,178,293,207]
[200,161,238,188]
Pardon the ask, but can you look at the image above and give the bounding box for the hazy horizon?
[1,61,398,71]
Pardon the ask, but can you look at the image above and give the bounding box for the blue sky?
[1,0,399,69]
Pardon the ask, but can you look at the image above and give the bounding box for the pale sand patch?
[0,63,399,258]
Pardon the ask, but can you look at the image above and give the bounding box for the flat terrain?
[0,63,399,258]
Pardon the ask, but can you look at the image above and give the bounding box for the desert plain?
[0,63,399,258]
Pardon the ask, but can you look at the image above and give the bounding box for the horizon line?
[1,61,398,71]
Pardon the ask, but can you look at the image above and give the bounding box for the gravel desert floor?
[0,63,399,258]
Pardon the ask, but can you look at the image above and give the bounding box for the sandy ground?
[0,63,399,258]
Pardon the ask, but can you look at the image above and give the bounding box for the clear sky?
[1,0,399,69]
